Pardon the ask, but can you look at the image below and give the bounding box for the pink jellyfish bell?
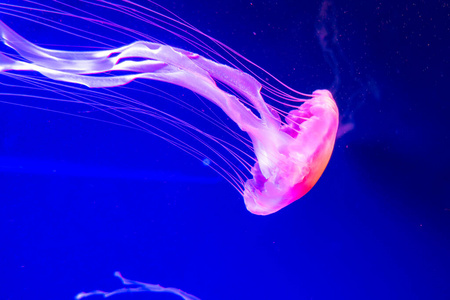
[243,89,339,215]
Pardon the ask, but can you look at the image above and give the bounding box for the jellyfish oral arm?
[0,20,265,131]
[75,272,200,300]
[0,20,339,215]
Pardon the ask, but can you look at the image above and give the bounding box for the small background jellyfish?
[0,1,449,300]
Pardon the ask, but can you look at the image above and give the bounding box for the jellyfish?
[0,1,338,299]
[0,19,338,216]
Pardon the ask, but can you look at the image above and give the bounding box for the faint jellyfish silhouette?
[316,0,380,138]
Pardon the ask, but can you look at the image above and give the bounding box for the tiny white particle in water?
[202,158,211,166]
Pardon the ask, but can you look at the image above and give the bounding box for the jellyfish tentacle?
[75,272,200,300]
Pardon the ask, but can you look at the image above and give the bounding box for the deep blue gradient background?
[0,1,449,299]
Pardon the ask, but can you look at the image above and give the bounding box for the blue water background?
[0,1,448,299]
